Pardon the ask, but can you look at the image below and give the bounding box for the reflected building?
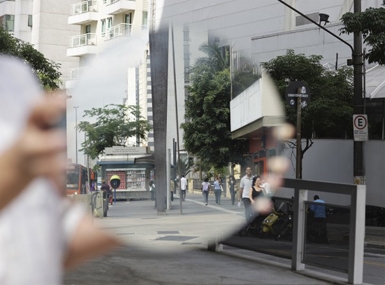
[153,0,384,208]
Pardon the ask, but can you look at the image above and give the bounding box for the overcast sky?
[66,35,148,165]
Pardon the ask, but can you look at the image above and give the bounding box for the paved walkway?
[63,193,384,285]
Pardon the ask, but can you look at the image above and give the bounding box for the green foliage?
[174,157,194,178]
[78,104,151,159]
[181,42,258,168]
[262,50,354,142]
[340,6,385,65]
[0,27,61,90]
[232,63,259,97]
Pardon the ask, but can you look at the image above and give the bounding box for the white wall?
[32,0,80,85]
[280,139,385,208]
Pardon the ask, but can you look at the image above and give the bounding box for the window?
[85,25,91,43]
[142,11,148,28]
[0,14,14,32]
[85,24,91,34]
[28,15,32,27]
[107,17,113,38]
[124,13,132,24]
[101,19,106,37]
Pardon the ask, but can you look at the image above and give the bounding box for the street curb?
[364,242,385,250]
[219,247,349,285]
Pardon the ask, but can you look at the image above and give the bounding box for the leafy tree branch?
[78,104,151,159]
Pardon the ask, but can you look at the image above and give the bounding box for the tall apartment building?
[0,0,79,85]
[138,44,154,149]
[65,0,154,162]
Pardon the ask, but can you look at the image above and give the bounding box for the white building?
[152,0,384,207]
[65,0,153,163]
[0,0,80,85]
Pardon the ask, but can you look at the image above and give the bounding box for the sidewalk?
[64,193,383,285]
[365,226,385,250]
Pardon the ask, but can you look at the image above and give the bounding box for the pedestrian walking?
[213,177,222,205]
[228,175,236,205]
[180,174,187,202]
[239,167,254,223]
[201,178,211,205]
[249,176,265,208]
[149,180,155,201]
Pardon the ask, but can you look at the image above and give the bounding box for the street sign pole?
[353,0,365,185]
[296,88,302,179]
[286,81,310,179]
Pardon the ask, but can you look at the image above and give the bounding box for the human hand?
[15,96,67,193]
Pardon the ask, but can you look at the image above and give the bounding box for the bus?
[66,163,92,196]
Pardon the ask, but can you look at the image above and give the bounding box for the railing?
[69,67,87,80]
[90,191,102,216]
[69,33,97,48]
[220,178,365,284]
[70,1,98,15]
[105,23,132,40]
[285,179,365,284]
[105,0,135,5]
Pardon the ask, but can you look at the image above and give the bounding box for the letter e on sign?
[353,114,368,141]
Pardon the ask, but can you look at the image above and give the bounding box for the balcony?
[105,0,136,15]
[65,67,87,89]
[105,23,132,40]
[68,1,98,25]
[67,33,98,57]
[0,1,15,14]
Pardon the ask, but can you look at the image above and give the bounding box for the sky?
[66,34,149,165]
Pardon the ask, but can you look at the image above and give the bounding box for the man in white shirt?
[180,174,187,202]
[238,167,254,223]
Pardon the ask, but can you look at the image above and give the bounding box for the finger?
[27,97,66,130]
[20,129,66,158]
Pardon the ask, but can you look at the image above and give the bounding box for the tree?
[340,6,385,65]
[0,27,61,90]
[78,104,151,159]
[262,50,354,178]
[181,42,259,168]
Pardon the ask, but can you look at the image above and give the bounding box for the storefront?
[98,147,155,200]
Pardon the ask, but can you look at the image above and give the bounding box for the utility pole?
[74,106,79,164]
[277,0,364,184]
[353,0,365,185]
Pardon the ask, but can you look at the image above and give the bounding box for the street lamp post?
[74,106,79,164]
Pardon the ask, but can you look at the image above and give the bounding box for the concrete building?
[0,0,80,85]
[65,0,153,164]
[152,0,384,207]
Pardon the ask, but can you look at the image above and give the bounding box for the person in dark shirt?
[101,180,112,205]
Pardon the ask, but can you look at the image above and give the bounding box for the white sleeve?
[60,200,87,246]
